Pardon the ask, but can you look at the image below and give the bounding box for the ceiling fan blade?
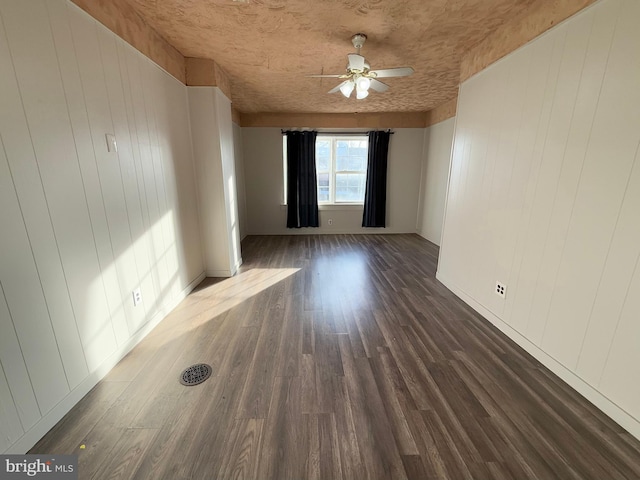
[369,79,390,93]
[369,66,414,78]
[347,53,366,71]
[308,74,343,78]
[328,81,349,94]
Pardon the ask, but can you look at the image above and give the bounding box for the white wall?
[233,122,248,240]
[242,128,424,234]
[438,0,640,439]
[417,117,455,245]
[188,87,242,277]
[0,0,203,453]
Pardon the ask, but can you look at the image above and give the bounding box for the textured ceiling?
[120,0,542,113]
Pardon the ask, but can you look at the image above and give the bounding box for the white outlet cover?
[132,288,142,306]
[495,282,506,298]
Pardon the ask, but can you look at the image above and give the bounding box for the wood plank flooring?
[31,234,640,479]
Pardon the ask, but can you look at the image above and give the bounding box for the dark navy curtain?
[362,130,390,227]
[286,131,319,228]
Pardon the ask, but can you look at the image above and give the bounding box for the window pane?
[318,186,329,203]
[317,172,329,187]
[336,140,348,156]
[316,140,330,171]
[334,140,367,172]
[337,157,366,172]
[316,140,331,156]
[316,156,329,171]
[335,173,366,202]
[310,136,369,204]
[336,155,349,171]
[348,140,366,156]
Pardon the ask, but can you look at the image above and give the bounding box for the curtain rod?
[281,130,394,135]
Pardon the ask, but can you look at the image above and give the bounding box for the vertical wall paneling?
[94,25,146,338]
[188,88,233,276]
[126,47,164,317]
[578,151,640,386]
[0,187,41,431]
[499,34,557,330]
[438,0,640,437]
[525,10,594,345]
[416,117,455,246]
[56,4,128,348]
[439,61,506,299]
[533,1,620,353]
[232,123,248,240]
[0,4,88,391]
[385,129,425,237]
[540,0,640,367]
[143,60,181,302]
[0,0,72,415]
[215,89,242,273]
[123,40,163,319]
[0,357,23,451]
[2,0,119,374]
[116,39,157,334]
[0,144,69,416]
[0,0,204,452]
[504,27,567,335]
[152,66,202,289]
[557,0,624,383]
[139,59,172,307]
[481,51,529,317]
[599,243,640,420]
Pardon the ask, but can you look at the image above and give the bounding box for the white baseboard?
[436,271,640,441]
[8,271,206,454]
[206,257,243,278]
[245,229,415,236]
[205,269,232,277]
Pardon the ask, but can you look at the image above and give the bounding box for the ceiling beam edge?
[238,112,430,128]
[425,97,457,127]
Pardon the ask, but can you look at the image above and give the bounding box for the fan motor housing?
[351,33,367,49]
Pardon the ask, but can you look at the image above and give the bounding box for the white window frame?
[282,134,369,206]
[316,134,368,205]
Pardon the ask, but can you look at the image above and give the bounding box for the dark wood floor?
[32,234,640,479]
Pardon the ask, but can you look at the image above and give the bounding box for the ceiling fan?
[308,33,414,99]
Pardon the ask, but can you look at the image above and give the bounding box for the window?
[316,135,368,204]
[283,134,369,205]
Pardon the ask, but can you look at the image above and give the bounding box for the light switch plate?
[106,133,117,153]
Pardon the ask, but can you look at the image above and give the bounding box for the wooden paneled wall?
[439,0,640,438]
[0,0,203,453]
[461,0,599,82]
[70,0,185,82]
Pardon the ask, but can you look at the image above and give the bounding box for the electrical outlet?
[132,288,142,306]
[328,219,333,226]
[495,281,506,299]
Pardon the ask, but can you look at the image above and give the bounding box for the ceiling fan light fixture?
[356,76,371,92]
[340,80,355,98]
[314,33,414,100]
